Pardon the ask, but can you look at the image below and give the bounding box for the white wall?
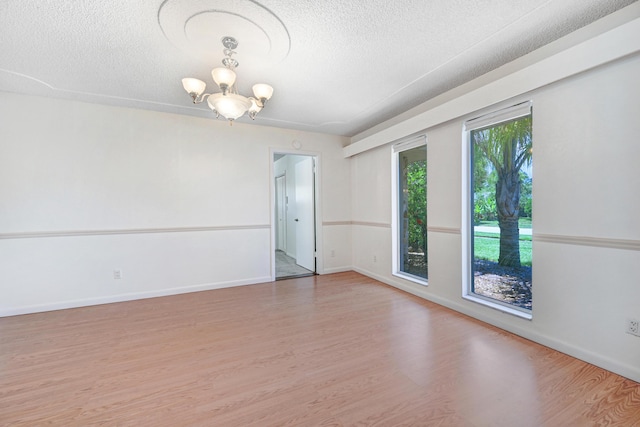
[0,92,351,315]
[2,0,637,388]
[350,53,640,382]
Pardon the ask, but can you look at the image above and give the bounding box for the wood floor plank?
[1,271,639,426]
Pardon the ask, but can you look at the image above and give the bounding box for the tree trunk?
[496,170,521,267]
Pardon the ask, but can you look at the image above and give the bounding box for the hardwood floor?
[1,271,639,426]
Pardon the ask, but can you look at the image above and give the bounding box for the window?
[393,137,427,283]
[465,103,532,316]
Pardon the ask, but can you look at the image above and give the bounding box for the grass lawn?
[474,233,532,266]
[475,218,532,229]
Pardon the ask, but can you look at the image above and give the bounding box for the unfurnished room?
[1,0,639,425]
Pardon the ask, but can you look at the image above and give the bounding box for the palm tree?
[473,116,532,268]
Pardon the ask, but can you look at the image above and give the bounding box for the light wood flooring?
[1,272,639,426]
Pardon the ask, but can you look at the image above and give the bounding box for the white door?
[294,157,315,271]
[275,175,286,251]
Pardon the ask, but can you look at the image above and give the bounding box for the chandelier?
[181,36,274,123]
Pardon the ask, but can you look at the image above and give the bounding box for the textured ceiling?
[0,0,636,136]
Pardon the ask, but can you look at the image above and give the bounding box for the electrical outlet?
[331,249,335,258]
[373,255,377,263]
[113,269,122,280]
[627,319,640,337]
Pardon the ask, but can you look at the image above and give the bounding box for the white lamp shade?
[211,67,237,88]
[248,97,262,114]
[208,93,251,120]
[252,83,274,101]
[182,78,206,96]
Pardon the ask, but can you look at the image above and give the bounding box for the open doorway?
[273,153,317,279]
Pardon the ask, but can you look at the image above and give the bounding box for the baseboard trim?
[322,266,353,274]
[0,276,273,317]
[352,267,640,383]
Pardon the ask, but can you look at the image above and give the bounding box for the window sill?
[462,293,532,320]
[393,272,428,286]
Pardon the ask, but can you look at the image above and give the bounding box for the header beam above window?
[392,135,426,153]
[464,101,532,132]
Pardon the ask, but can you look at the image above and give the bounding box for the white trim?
[393,272,428,286]
[392,134,427,153]
[269,148,323,280]
[391,142,399,281]
[344,8,640,157]
[274,173,288,253]
[325,221,432,229]
[535,234,640,251]
[427,226,461,234]
[322,221,352,226]
[464,101,532,131]
[461,127,473,319]
[391,137,428,283]
[351,221,391,228]
[462,294,532,320]
[0,276,272,317]
[462,103,533,318]
[322,266,353,274]
[0,225,271,240]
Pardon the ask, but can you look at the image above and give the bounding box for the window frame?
[462,102,533,319]
[391,135,428,286]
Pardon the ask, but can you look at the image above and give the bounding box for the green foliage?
[474,192,497,222]
[406,160,427,253]
[473,166,499,223]
[473,143,490,193]
[519,172,532,218]
[474,117,532,178]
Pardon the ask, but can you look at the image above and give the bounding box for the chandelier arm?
[190,92,213,104]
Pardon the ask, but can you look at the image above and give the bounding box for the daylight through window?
[395,143,427,282]
[469,110,532,312]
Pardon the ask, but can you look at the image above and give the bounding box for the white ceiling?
[0,0,636,136]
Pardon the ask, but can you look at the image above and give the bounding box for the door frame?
[270,148,323,281]
[275,173,287,252]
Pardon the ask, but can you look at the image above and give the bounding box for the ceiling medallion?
[181,36,274,123]
[158,0,290,64]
